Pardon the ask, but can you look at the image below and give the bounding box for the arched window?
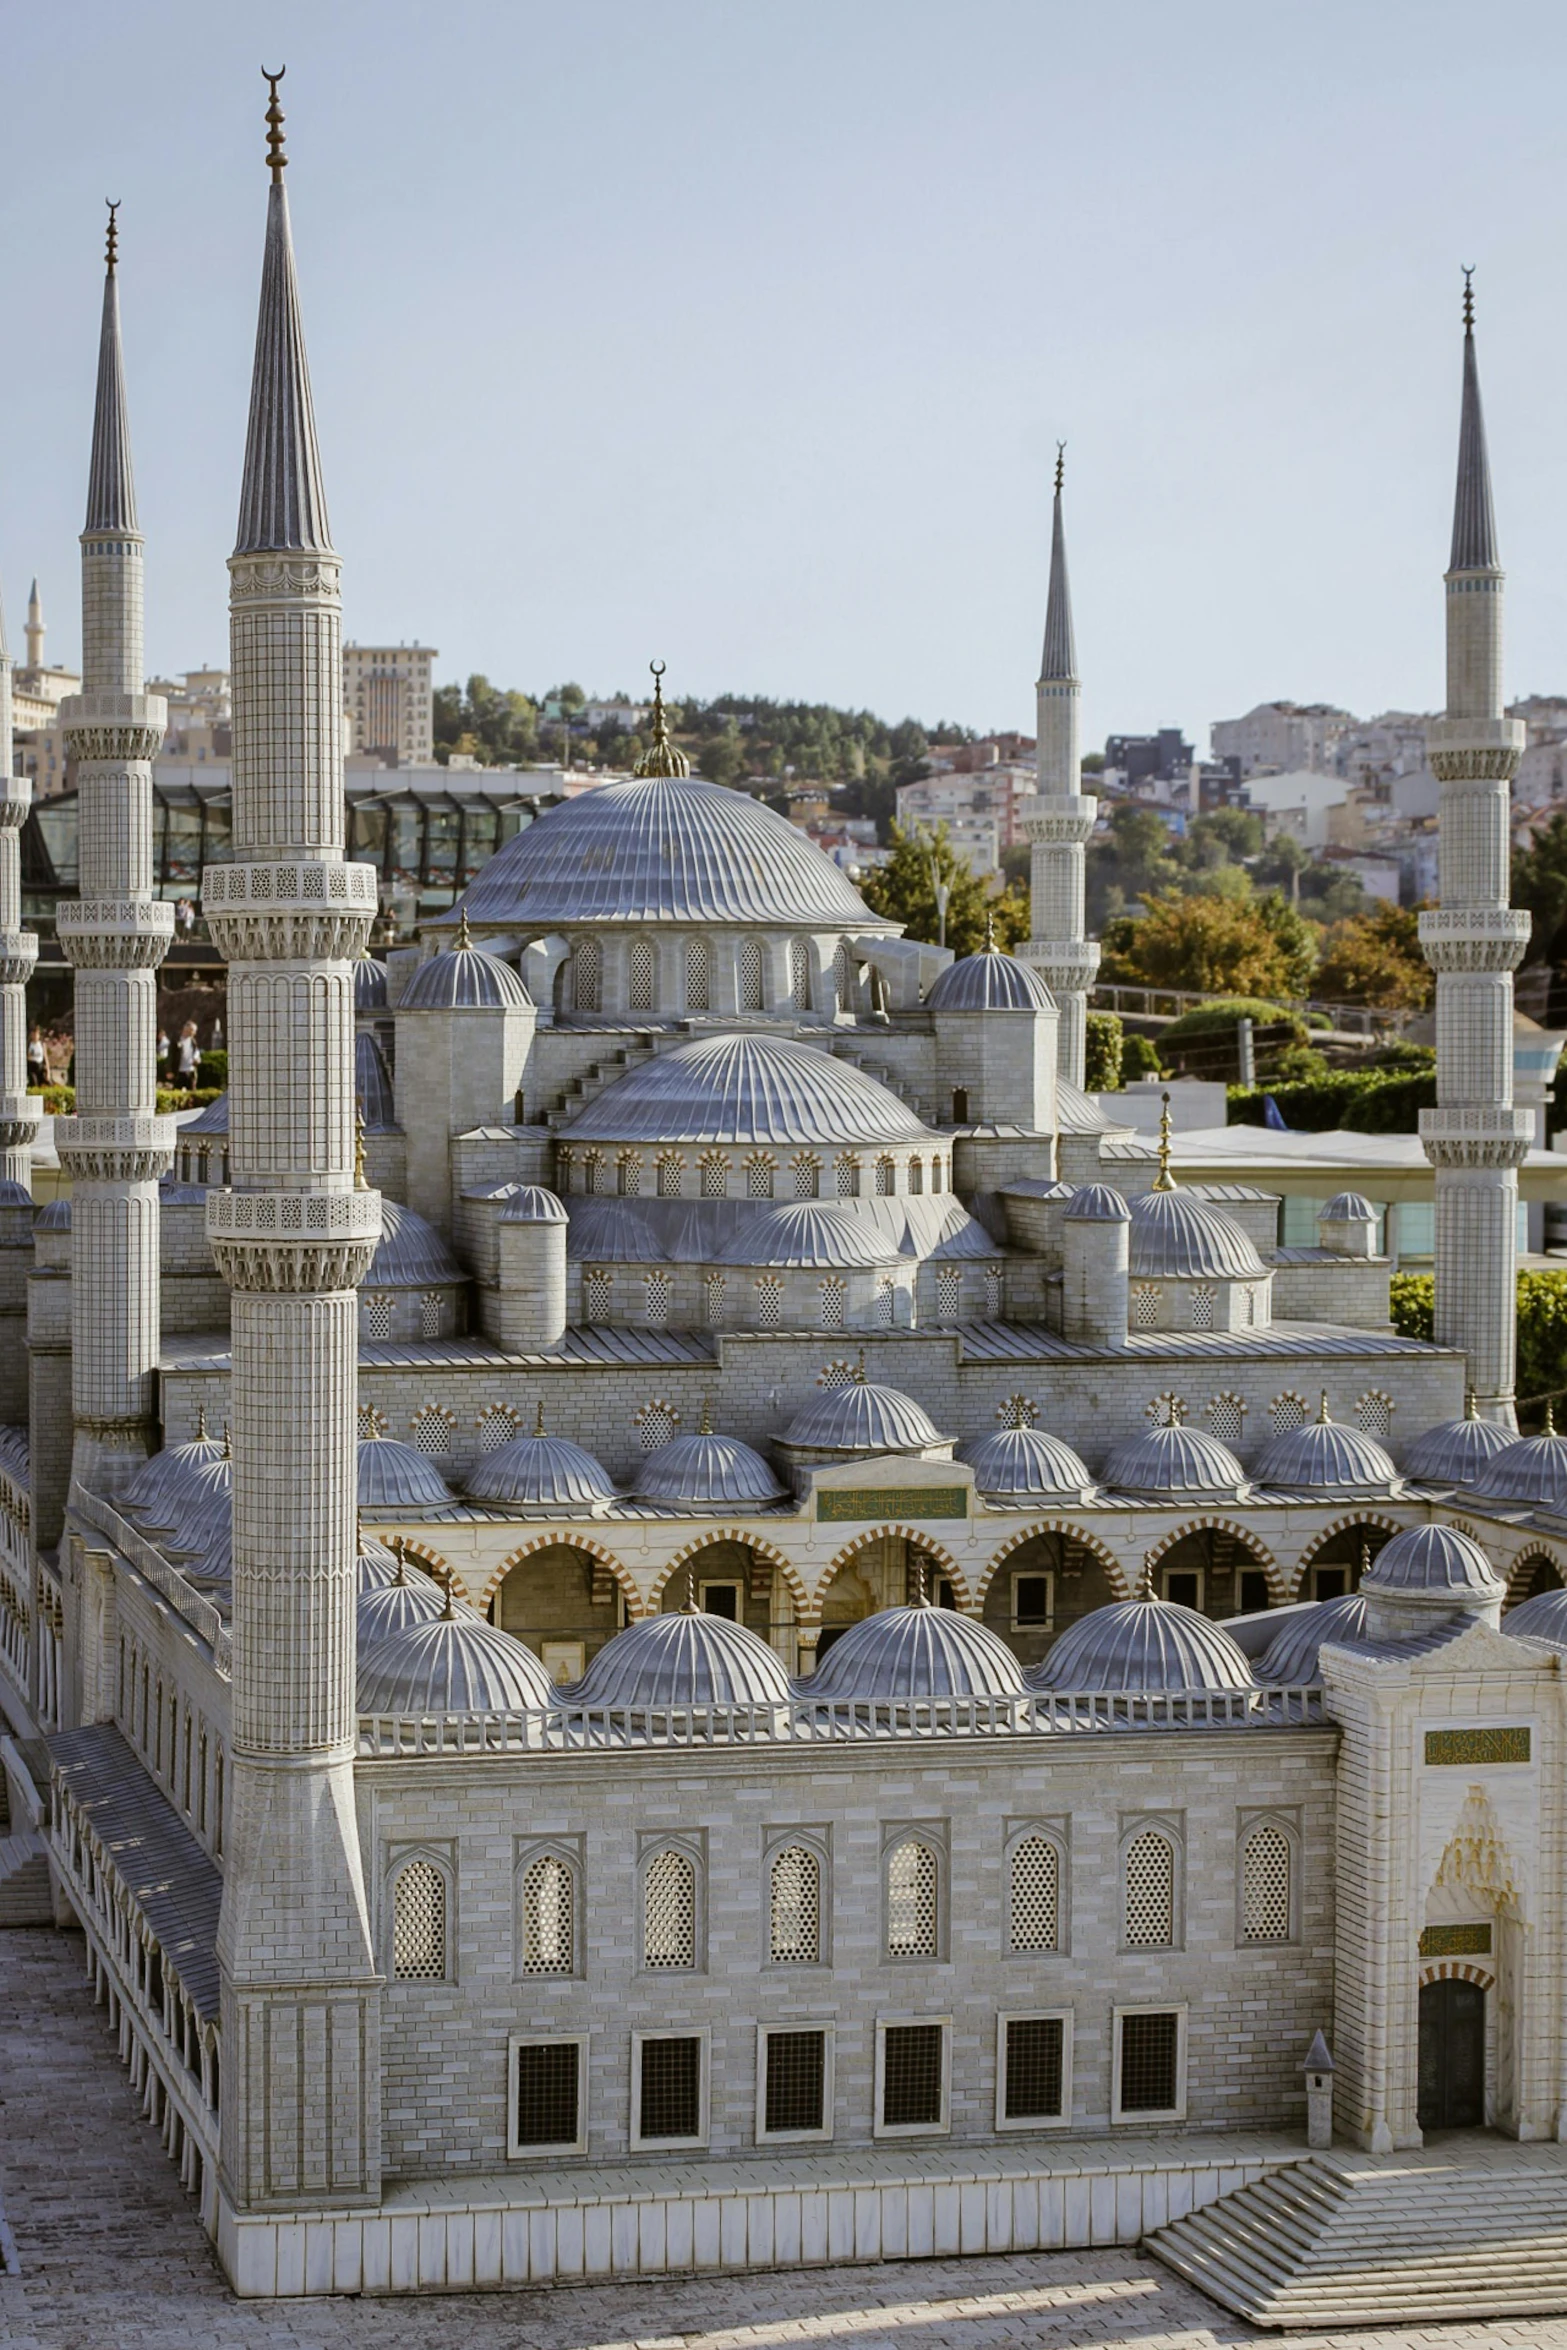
[746,1154,776,1200]
[364,1293,393,1340]
[419,1291,443,1338]
[703,1273,726,1326]
[643,1847,698,1969]
[769,1845,821,1964]
[909,1157,924,1195]
[583,1150,603,1195]
[1205,1394,1245,1445]
[875,1280,896,1329]
[636,1402,679,1451]
[875,1157,896,1196]
[1009,1834,1060,1953]
[411,1406,455,1457]
[644,1273,671,1327]
[1269,1392,1308,1434]
[520,1853,575,1974]
[936,1268,962,1323]
[584,1267,612,1320]
[1240,1822,1293,1944]
[792,1154,821,1199]
[656,1153,684,1198]
[1190,1285,1216,1331]
[684,937,711,1013]
[572,937,601,1013]
[756,1277,783,1329]
[819,1277,847,1332]
[699,1153,728,1199]
[630,937,656,1013]
[618,1152,643,1197]
[984,1267,1004,1318]
[1123,1830,1177,1950]
[834,940,855,1012]
[392,1857,449,1981]
[739,938,765,1012]
[1131,1282,1161,1327]
[790,937,811,1011]
[1355,1391,1392,1439]
[886,1837,939,1958]
[835,1155,860,1198]
[478,1405,519,1453]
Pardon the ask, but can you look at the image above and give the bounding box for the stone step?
[0,1827,51,1927]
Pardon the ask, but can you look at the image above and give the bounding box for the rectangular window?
[876,2019,949,2136]
[759,2026,831,2141]
[1113,2006,1186,2122]
[508,2035,588,2156]
[997,2012,1071,2128]
[1013,1572,1053,1628]
[633,2032,707,2147]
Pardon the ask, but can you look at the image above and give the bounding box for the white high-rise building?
[343,640,436,764]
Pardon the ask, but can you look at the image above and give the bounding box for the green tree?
[1315,901,1432,1011]
[1514,811,1567,963]
[1099,889,1304,998]
[1182,807,1264,867]
[860,823,1027,957]
[698,723,747,790]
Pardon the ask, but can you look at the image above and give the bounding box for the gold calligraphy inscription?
[1424,1726,1530,1766]
[817,1487,969,1523]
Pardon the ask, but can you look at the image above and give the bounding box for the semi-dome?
[1250,1397,1398,1495]
[1055,1080,1118,1136]
[465,1417,617,1510]
[356,1031,397,1131]
[358,1432,453,1507]
[1256,1593,1373,1684]
[925,947,1054,1013]
[1466,1420,1567,1510]
[1063,1183,1131,1224]
[122,1419,228,1522]
[560,1031,930,1148]
[401,925,532,1011]
[1402,1401,1515,1486]
[634,1425,786,1508]
[499,1185,568,1225]
[958,1425,1094,1502]
[1361,1523,1503,1598]
[1128,1187,1266,1280]
[716,1202,903,1269]
[452,770,887,932]
[359,1602,556,1715]
[354,953,389,1009]
[783,1379,947,1455]
[1032,1597,1256,1694]
[1503,1585,1567,1647]
[571,1608,792,1708]
[365,1198,464,1289]
[1101,1421,1248,1500]
[357,1551,449,1646]
[804,1602,1025,1701]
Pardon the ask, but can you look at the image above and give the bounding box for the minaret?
[24,580,43,672]
[208,76,382,2223]
[54,205,174,1495]
[1420,273,1532,1425]
[0,579,38,1191]
[1020,446,1098,1089]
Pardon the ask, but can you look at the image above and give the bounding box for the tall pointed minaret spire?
[209,70,383,2234]
[24,579,43,672]
[1420,271,1531,1424]
[1020,442,1098,1090]
[0,557,39,1200]
[52,206,174,1509]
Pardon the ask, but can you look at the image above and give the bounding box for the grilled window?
[584,1268,612,1321]
[638,2035,702,2140]
[419,1291,443,1338]
[520,1855,575,1974]
[656,1154,684,1198]
[513,2040,580,2147]
[1118,2010,1180,2114]
[909,1157,924,1194]
[1003,2016,1065,2121]
[819,1278,846,1332]
[875,1280,896,1329]
[746,1154,776,1200]
[644,1273,671,1327]
[643,1848,698,1969]
[1205,1394,1245,1445]
[1009,1835,1060,1953]
[1189,1284,1216,1331]
[875,1156,896,1196]
[790,937,811,1011]
[636,1404,678,1451]
[835,1155,860,1198]
[769,1845,821,1964]
[1355,1391,1392,1438]
[1132,1282,1162,1328]
[881,2023,944,2129]
[478,1407,517,1453]
[756,1277,782,1329]
[886,1838,939,1958]
[1123,1831,1177,1949]
[835,940,855,1012]
[792,1154,821,1199]
[583,1150,603,1195]
[1241,1823,1293,1943]
[936,1268,962,1323]
[700,1153,728,1199]
[572,938,601,1012]
[984,1267,1004,1317]
[703,1273,726,1326]
[618,1152,643,1197]
[392,1858,447,1981]
[364,1293,393,1339]
[739,937,765,1012]
[411,1407,453,1457]
[630,937,656,1012]
[764,2029,826,2135]
[1269,1392,1307,1433]
[685,937,711,1013]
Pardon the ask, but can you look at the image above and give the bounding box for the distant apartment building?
[1208,700,1352,778]
[343,641,436,764]
[1102,727,1194,789]
[894,761,1032,867]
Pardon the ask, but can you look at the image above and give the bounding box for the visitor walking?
[176,1021,201,1088]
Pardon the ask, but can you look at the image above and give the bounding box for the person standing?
[27,1026,46,1088]
[176,1020,201,1088]
[156,1025,170,1084]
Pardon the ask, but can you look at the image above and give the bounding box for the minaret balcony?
[1419,1104,1533,1168]
[55,1111,177,1184]
[1020,794,1097,842]
[0,931,38,988]
[56,899,174,971]
[203,856,378,963]
[57,689,168,765]
[206,1185,381,1293]
[1019,938,1100,987]
[0,777,31,830]
[1425,714,1524,783]
[0,1093,41,1153]
[1418,907,1530,973]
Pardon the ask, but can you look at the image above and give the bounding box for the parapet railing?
[358,1684,1325,1756]
[71,1488,232,1679]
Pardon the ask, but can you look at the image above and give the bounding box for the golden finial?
[1361,1538,1372,1582]
[984,907,997,952]
[1139,1551,1157,1601]
[393,1535,408,1585]
[1464,1386,1477,1420]
[684,1565,700,1615]
[699,1396,714,1436]
[354,1103,367,1189]
[1152,1089,1176,1191]
[535,1399,547,1438]
[263,66,287,181]
[222,1422,232,1459]
[1462,264,1475,335]
[1054,440,1065,498]
[1318,1388,1331,1424]
[910,1552,929,1608]
[456,906,473,951]
[105,200,120,273]
[854,1347,867,1385]
[441,1572,456,1620]
[633,660,692,780]
[194,1403,207,1441]
[1547,1398,1557,1437]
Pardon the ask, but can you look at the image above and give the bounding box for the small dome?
[1402,1406,1515,1486]
[355,954,389,1009]
[158,1175,209,1203]
[560,1031,930,1149]
[358,1433,453,1507]
[1361,1522,1503,1598]
[1250,1399,1398,1495]
[401,933,532,1010]
[358,1555,448,1647]
[128,1447,232,1537]
[783,1379,947,1454]
[1504,1586,1567,1647]
[356,1031,398,1131]
[1256,1594,1373,1684]
[36,1199,71,1229]
[1101,1421,1247,1500]
[634,1426,786,1508]
[359,1606,555,1715]
[717,1202,902,1269]
[958,1425,1094,1501]
[572,1609,792,1707]
[122,1422,228,1522]
[1128,1186,1266,1280]
[804,1603,1025,1700]
[357,1535,404,1592]
[1319,1191,1376,1223]
[1032,1597,1256,1694]
[925,947,1054,1013]
[366,1198,464,1289]
[0,1180,30,1208]
[499,1185,568,1225]
[1055,1080,1117,1135]
[1466,1423,1567,1510]
[1063,1183,1131,1224]
[465,1423,617,1509]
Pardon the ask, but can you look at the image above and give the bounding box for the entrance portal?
[1417,1977,1485,2131]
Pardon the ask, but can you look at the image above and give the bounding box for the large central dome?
[453,774,889,930]
[560,1031,932,1146]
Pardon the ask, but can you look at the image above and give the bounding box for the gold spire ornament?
[195,1403,207,1441]
[1318,1389,1332,1423]
[354,1103,367,1189]
[456,906,473,951]
[535,1399,547,1437]
[632,661,691,780]
[983,908,997,952]
[263,66,287,180]
[1152,1090,1176,1191]
[1054,440,1066,497]
[1462,263,1475,335]
[699,1396,714,1436]
[105,200,120,272]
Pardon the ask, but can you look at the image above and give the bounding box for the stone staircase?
[1145,2138,1567,2327]
[0,1828,50,1925]
[545,1036,662,1128]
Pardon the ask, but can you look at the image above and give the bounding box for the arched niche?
[980,1528,1120,1669]
[1297,1520,1395,1604]
[815,1531,959,1657]
[657,1539,776,1639]
[1148,1524,1276,1618]
[490,1542,627,1684]
[1506,1549,1565,1610]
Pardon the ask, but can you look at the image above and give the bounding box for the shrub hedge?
[1227,1069,1437,1134]
[1084,1012,1123,1092]
[1392,1268,1567,1419]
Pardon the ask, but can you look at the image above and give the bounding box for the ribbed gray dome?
[365,1198,464,1289]
[356,1031,397,1131]
[178,1093,229,1135]
[1362,1523,1503,1597]
[123,1426,228,1523]
[129,1449,231,1537]
[1101,1422,1247,1499]
[499,1185,568,1225]
[1128,1188,1266,1280]
[1467,1427,1567,1509]
[925,949,1054,1013]
[783,1380,946,1454]
[572,1609,792,1707]
[359,1608,556,1714]
[717,1202,903,1269]
[1402,1408,1515,1486]
[454,771,885,930]
[1320,1191,1376,1223]
[1256,1593,1373,1684]
[358,1434,453,1507]
[36,1199,71,1228]
[1032,1597,1255,1693]
[1250,1403,1397,1495]
[958,1425,1094,1500]
[465,1428,617,1509]
[357,1535,404,1592]
[357,1557,448,1646]
[804,1603,1025,1700]
[633,1429,786,1508]
[1055,1080,1116,1135]
[1504,1585,1567,1646]
[355,954,389,1009]
[401,941,531,1010]
[561,1032,930,1148]
[1064,1183,1131,1224]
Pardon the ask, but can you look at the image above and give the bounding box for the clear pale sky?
[4,0,1566,753]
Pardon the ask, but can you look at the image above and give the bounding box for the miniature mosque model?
[6,87,1567,2302]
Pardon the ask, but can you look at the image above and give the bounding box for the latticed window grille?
[700,1154,728,1199]
[1189,1284,1216,1331]
[419,1291,443,1338]
[636,1404,679,1451]
[909,1157,924,1195]
[657,1154,684,1198]
[572,938,601,1012]
[1205,1394,1245,1445]
[684,937,711,1012]
[411,1408,454,1457]
[392,1859,447,1981]
[618,1153,643,1197]
[985,1268,1004,1317]
[746,1155,776,1200]
[1241,1824,1292,1942]
[644,1273,671,1327]
[1123,1831,1176,1949]
[835,1156,860,1198]
[881,2022,943,2128]
[819,1278,846,1332]
[643,1848,698,1968]
[793,1155,821,1199]
[819,1358,855,1389]
[639,2035,702,2138]
[790,937,811,1011]
[1001,1393,1036,1430]
[1009,1835,1060,1953]
[520,1854,575,1974]
[764,2029,825,2134]
[936,1269,962,1323]
[835,940,855,1012]
[875,1281,896,1329]
[585,1268,612,1320]
[756,1278,782,1329]
[583,1151,603,1195]
[875,1157,896,1196]
[768,1845,821,1963]
[514,2041,580,2145]
[630,937,656,1012]
[740,937,765,1012]
[478,1407,518,1453]
[1003,2016,1065,2121]
[1132,1282,1161,1328]
[1269,1392,1308,1433]
[886,1838,939,1957]
[1355,1391,1392,1439]
[364,1294,393,1339]
[703,1274,726,1326]
[1119,2011,1179,2113]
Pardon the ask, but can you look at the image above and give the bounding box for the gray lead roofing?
[1450,308,1499,573]
[234,182,333,556]
[1039,476,1077,682]
[85,255,138,534]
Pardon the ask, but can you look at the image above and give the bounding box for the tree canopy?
[860,822,1027,959]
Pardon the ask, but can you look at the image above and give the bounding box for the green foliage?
[1100,889,1316,999]
[1389,1272,1434,1342]
[433,675,539,767]
[1314,901,1432,1011]
[1121,1032,1165,1082]
[1084,1012,1123,1092]
[1159,999,1309,1048]
[1392,1270,1567,1417]
[860,823,1027,957]
[1513,811,1567,964]
[1184,807,1264,865]
[1226,1068,1437,1133]
[197,1049,228,1087]
[35,1085,73,1113]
